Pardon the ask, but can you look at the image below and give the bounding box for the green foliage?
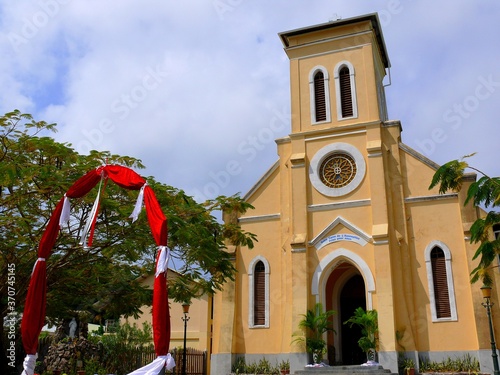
[159,187,257,302]
[343,307,378,354]
[293,303,336,363]
[279,359,290,370]
[400,357,415,370]
[88,321,154,375]
[231,357,281,374]
[418,354,480,373]
[232,357,247,374]
[429,154,500,285]
[429,158,470,194]
[84,357,107,375]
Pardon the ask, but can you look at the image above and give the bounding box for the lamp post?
[481,285,500,375]
[182,302,191,375]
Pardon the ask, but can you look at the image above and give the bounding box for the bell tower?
[279,13,390,135]
[276,14,399,371]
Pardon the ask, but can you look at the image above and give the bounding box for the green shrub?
[230,357,281,374]
[232,357,247,374]
[418,354,480,373]
[89,321,154,375]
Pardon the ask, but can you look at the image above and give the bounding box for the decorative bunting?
[20,165,171,375]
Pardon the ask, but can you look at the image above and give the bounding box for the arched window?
[334,61,358,120]
[339,67,353,117]
[309,66,331,124]
[248,256,270,328]
[314,71,327,122]
[254,261,265,325]
[425,241,457,321]
[430,247,451,318]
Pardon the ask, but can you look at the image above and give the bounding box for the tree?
[429,154,500,285]
[0,110,256,370]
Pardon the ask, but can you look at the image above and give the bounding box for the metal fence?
[121,346,207,374]
[169,347,207,375]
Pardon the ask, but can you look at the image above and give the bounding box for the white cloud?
[1,0,499,198]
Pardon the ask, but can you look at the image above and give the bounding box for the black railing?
[169,347,207,375]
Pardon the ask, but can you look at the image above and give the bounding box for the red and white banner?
[21,165,172,374]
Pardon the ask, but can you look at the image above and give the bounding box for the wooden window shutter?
[339,67,353,118]
[314,71,327,122]
[431,247,451,318]
[254,261,265,325]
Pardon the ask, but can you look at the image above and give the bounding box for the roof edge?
[278,13,390,68]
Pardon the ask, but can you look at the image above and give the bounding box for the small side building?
[122,269,212,360]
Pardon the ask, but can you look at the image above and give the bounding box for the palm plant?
[344,307,378,363]
[294,303,336,364]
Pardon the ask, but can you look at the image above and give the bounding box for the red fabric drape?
[144,186,167,245]
[102,164,145,189]
[21,165,170,357]
[65,169,102,198]
[153,255,170,356]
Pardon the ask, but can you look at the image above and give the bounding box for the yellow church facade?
[211,14,499,375]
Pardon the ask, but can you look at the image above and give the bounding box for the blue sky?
[1,1,499,201]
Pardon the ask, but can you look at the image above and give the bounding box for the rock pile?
[44,337,100,373]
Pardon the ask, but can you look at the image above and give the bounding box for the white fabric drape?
[31,258,45,275]
[129,183,146,222]
[155,246,170,277]
[79,182,102,247]
[127,354,175,375]
[59,195,71,227]
[21,353,37,375]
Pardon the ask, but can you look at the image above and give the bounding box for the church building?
[210,13,498,375]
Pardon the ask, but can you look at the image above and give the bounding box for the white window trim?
[334,60,358,121]
[248,256,270,328]
[309,65,331,125]
[424,240,458,322]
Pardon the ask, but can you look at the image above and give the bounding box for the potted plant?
[293,303,336,364]
[402,358,415,375]
[344,307,378,364]
[280,359,290,374]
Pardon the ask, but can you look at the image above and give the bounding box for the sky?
[1,1,499,202]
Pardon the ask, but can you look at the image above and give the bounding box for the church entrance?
[339,274,366,365]
[325,263,366,366]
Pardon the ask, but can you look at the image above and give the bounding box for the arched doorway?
[313,250,374,366]
[339,274,366,365]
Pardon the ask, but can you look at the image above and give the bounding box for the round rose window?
[309,143,366,197]
[319,153,357,188]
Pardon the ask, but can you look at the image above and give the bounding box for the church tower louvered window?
[314,71,327,122]
[309,66,331,124]
[334,61,358,120]
[339,67,353,117]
